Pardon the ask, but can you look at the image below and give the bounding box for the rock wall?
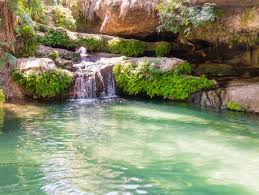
[0,0,16,52]
[79,0,259,40]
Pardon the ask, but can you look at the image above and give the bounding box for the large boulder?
[189,78,259,113]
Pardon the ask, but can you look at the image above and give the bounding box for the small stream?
[1,99,259,194]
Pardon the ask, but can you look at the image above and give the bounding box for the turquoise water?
[1,99,259,195]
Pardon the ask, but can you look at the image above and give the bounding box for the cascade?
[71,47,117,99]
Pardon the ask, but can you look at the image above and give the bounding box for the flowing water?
[72,48,118,99]
[1,99,259,195]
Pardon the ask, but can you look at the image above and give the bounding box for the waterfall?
[71,47,117,99]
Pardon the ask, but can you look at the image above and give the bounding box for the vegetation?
[12,70,73,99]
[40,30,76,49]
[155,42,172,57]
[50,50,59,61]
[107,38,146,57]
[113,61,214,100]
[156,0,220,38]
[0,89,5,105]
[16,25,38,57]
[54,5,76,31]
[227,101,244,112]
[78,37,103,52]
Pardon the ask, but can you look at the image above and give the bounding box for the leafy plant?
[113,61,214,100]
[227,101,244,112]
[0,89,5,105]
[50,50,59,61]
[78,37,103,52]
[157,0,220,37]
[12,70,73,99]
[155,42,171,57]
[17,25,38,57]
[107,38,146,57]
[54,5,76,31]
[41,30,76,49]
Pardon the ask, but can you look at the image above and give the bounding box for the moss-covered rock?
[13,58,73,99]
[113,60,214,100]
[12,70,73,99]
[107,38,146,57]
[155,42,172,57]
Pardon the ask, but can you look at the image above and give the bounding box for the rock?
[94,0,159,36]
[36,45,80,61]
[16,58,57,73]
[122,57,186,72]
[189,78,259,113]
[194,63,240,77]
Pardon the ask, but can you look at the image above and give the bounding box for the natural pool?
[0,99,259,195]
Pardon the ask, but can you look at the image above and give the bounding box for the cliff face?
[80,0,259,41]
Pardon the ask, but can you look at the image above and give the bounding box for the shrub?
[0,89,5,104]
[17,25,38,57]
[50,50,59,61]
[227,101,244,112]
[113,61,214,100]
[54,5,76,31]
[41,30,76,49]
[155,42,171,57]
[173,61,192,75]
[157,0,220,37]
[12,70,73,99]
[78,37,103,52]
[107,38,146,57]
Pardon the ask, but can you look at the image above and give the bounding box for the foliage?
[12,70,73,99]
[107,38,146,57]
[50,50,59,61]
[8,0,45,23]
[173,61,192,75]
[41,30,75,49]
[227,101,244,112]
[113,61,214,100]
[54,5,76,31]
[78,37,103,52]
[16,25,38,57]
[0,89,5,105]
[155,42,171,57]
[0,52,17,69]
[157,0,220,37]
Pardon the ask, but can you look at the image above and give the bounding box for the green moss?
[78,37,103,52]
[113,61,214,100]
[17,25,38,57]
[54,5,76,31]
[12,70,73,99]
[0,89,5,105]
[227,101,244,112]
[40,30,76,49]
[107,38,146,57]
[155,42,171,57]
[50,50,59,61]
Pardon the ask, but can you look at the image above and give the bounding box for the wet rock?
[189,78,259,113]
[36,45,80,61]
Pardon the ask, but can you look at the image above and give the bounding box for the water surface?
[0,99,259,195]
